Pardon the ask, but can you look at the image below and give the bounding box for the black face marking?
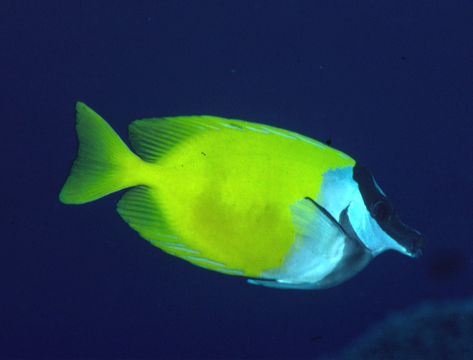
[370,200,391,221]
[353,164,388,210]
[352,163,425,256]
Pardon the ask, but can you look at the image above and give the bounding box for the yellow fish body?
[60,102,424,289]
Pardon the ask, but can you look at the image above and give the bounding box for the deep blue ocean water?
[2,1,472,359]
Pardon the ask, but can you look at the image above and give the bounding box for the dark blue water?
[2,1,472,358]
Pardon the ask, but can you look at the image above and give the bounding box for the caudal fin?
[59,102,140,204]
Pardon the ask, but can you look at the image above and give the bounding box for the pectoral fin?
[291,196,348,243]
[252,197,347,287]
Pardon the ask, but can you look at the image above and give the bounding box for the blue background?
[2,1,472,358]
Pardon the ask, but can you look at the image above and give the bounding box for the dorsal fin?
[127,115,315,163]
[128,116,205,162]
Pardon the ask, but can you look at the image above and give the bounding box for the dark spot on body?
[201,152,206,156]
[230,123,243,130]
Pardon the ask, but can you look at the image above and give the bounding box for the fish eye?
[371,200,391,220]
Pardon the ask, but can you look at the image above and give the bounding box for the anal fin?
[248,279,318,290]
[116,186,244,274]
[116,186,186,254]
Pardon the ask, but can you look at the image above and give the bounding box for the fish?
[59,102,425,290]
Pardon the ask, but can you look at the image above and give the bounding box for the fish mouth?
[410,248,423,258]
[407,235,426,258]
[382,213,426,258]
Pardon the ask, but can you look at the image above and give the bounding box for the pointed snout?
[408,234,426,258]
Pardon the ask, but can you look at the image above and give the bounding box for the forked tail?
[59,102,143,204]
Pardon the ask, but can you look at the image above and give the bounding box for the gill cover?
[249,196,372,289]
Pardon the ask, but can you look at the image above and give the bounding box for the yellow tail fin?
[59,102,140,204]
